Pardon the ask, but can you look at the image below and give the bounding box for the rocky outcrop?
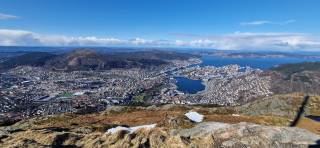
[0,122,319,148]
[176,122,320,147]
[0,98,319,147]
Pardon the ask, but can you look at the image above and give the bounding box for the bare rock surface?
[176,122,320,147]
[0,121,319,148]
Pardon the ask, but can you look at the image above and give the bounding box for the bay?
[174,55,320,94]
[200,56,320,70]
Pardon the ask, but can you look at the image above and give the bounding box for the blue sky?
[0,0,320,50]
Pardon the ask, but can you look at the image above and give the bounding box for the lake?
[174,56,320,94]
[175,77,205,94]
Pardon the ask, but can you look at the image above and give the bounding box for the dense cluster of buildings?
[0,58,200,119]
[156,65,272,106]
[0,66,166,117]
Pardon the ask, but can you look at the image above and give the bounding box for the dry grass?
[204,114,290,126]
[31,107,292,130]
[32,109,188,130]
[296,117,320,135]
[309,96,320,116]
[21,96,320,135]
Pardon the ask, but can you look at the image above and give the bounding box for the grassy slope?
[2,94,318,137]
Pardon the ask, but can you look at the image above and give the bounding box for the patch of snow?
[106,126,130,134]
[130,124,157,132]
[232,114,240,116]
[106,124,157,134]
[185,111,204,123]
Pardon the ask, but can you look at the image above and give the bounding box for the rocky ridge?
[0,121,319,148]
[0,94,319,147]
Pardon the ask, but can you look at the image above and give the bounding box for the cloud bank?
[0,29,320,51]
[0,13,18,20]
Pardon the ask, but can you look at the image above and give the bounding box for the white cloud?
[281,19,296,25]
[199,32,320,50]
[240,20,271,26]
[39,35,125,46]
[0,29,39,45]
[0,13,18,20]
[170,32,320,50]
[0,28,320,51]
[240,19,296,26]
[130,38,152,45]
[0,29,127,46]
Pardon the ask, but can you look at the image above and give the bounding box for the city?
[0,50,275,119]
[0,0,320,147]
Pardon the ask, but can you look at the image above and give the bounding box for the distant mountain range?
[0,52,57,71]
[0,49,197,72]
